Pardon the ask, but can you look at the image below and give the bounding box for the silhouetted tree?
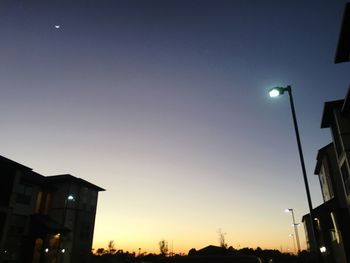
[159,239,168,256]
[188,248,197,256]
[107,240,116,255]
[96,248,105,256]
[227,246,236,253]
[218,229,228,249]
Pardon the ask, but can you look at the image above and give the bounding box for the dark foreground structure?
[303,90,350,263]
[0,155,105,263]
[301,3,350,263]
[163,255,261,263]
[335,3,350,63]
[91,245,316,263]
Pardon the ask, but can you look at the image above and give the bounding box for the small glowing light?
[61,249,66,253]
[67,195,75,201]
[289,234,294,237]
[269,89,280,98]
[285,208,291,213]
[54,25,60,29]
[45,248,49,253]
[320,246,326,253]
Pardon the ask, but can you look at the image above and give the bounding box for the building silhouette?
[335,3,350,63]
[302,4,350,261]
[302,91,350,263]
[0,155,105,263]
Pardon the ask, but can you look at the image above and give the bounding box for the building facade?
[0,155,105,263]
[303,91,350,263]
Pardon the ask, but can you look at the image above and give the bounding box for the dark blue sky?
[1,0,349,252]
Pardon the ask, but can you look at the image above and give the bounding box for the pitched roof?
[321,88,350,128]
[46,174,105,191]
[314,143,333,174]
[197,245,227,255]
[0,155,32,170]
[0,155,105,191]
[320,100,344,128]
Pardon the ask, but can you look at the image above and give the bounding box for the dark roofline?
[196,245,228,255]
[0,155,33,170]
[46,174,105,191]
[321,88,350,128]
[23,171,45,181]
[320,100,344,128]
[310,199,336,216]
[0,155,105,191]
[335,3,350,63]
[302,200,336,221]
[323,199,336,211]
[198,245,223,251]
[314,143,333,175]
[302,213,311,222]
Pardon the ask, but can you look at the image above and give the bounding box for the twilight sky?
[1,0,350,254]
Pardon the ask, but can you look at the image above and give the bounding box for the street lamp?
[269,85,317,252]
[268,87,287,98]
[289,234,297,255]
[285,208,301,253]
[56,194,75,262]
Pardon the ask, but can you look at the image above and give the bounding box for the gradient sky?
[1,0,350,254]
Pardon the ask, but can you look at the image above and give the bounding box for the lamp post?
[285,208,301,253]
[289,234,297,255]
[56,194,75,262]
[269,86,317,252]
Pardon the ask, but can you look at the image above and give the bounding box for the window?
[15,194,31,205]
[15,184,33,205]
[330,212,341,244]
[89,191,97,211]
[330,229,337,242]
[341,164,350,195]
[314,218,321,231]
[319,163,334,202]
[79,222,90,240]
[332,109,344,157]
[333,130,343,157]
[80,187,88,210]
[9,215,26,236]
[44,193,51,214]
[34,192,42,213]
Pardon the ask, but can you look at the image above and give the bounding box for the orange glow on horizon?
[92,186,309,255]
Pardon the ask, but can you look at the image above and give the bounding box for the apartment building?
[0,155,105,263]
[303,91,350,263]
